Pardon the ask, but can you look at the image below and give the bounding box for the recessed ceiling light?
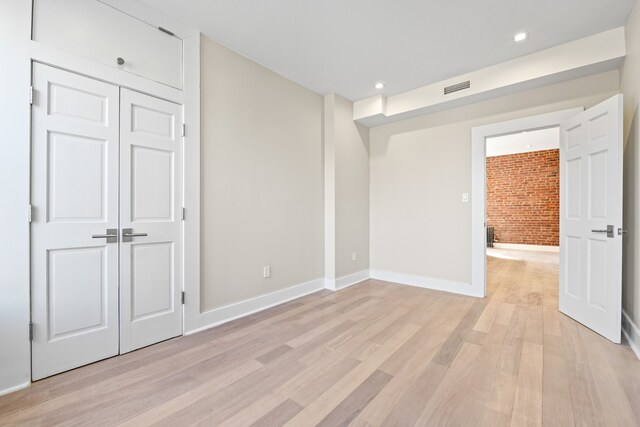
[374,82,385,89]
[514,32,528,42]
[526,144,533,148]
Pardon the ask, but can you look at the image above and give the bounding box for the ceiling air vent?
[444,80,471,95]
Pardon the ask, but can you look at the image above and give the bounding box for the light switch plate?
[462,193,469,203]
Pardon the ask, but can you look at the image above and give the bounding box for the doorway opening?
[470,108,583,298]
[485,127,560,289]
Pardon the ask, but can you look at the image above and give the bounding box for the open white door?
[119,88,183,353]
[559,94,623,343]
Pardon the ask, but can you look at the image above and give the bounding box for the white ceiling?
[141,0,635,101]
[487,127,559,157]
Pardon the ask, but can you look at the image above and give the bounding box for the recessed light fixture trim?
[374,82,385,89]
[514,32,528,42]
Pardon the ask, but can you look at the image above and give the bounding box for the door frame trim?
[470,107,583,297]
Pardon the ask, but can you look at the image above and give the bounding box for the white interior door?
[119,88,183,353]
[559,94,623,343]
[31,63,120,379]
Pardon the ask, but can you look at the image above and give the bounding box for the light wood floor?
[1,249,639,426]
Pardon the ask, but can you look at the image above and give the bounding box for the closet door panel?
[119,88,183,353]
[31,63,120,380]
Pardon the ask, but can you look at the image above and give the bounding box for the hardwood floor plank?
[379,361,448,426]
[473,286,506,333]
[481,370,518,424]
[414,342,484,426]
[511,341,543,426]
[495,308,526,376]
[577,326,638,425]
[559,318,608,426]
[255,344,294,364]
[495,302,515,326]
[284,323,421,427]
[298,305,411,367]
[542,292,561,338]
[285,298,382,349]
[606,339,640,423]
[248,399,303,427]
[316,370,392,427]
[356,317,467,425]
[155,360,309,426]
[218,356,362,426]
[431,298,486,367]
[291,357,362,407]
[117,360,263,426]
[541,334,575,427]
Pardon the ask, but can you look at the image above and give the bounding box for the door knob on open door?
[591,225,614,238]
[122,228,148,242]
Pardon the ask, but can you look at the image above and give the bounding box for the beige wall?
[200,36,324,311]
[622,1,640,333]
[622,2,640,141]
[623,110,639,331]
[370,70,620,284]
[334,95,370,277]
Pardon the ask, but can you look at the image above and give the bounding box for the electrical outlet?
[352,252,357,262]
[263,266,271,278]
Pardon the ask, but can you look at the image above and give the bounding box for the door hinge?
[158,26,175,37]
[181,207,185,221]
[181,291,185,304]
[29,86,34,105]
[29,322,33,341]
[181,124,186,137]
[27,204,33,223]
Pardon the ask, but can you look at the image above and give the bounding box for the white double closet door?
[31,63,183,380]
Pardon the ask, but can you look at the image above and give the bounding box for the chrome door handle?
[591,225,614,238]
[122,228,148,242]
[92,228,118,243]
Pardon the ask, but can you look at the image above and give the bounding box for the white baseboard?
[493,243,559,252]
[335,270,370,290]
[369,270,482,298]
[0,381,30,397]
[324,278,335,291]
[185,278,325,335]
[622,310,640,361]
[324,270,370,291]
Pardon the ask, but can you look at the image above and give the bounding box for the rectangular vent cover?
[444,80,471,95]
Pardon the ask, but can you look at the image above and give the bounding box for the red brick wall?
[486,149,559,246]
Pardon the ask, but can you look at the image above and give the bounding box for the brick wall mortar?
[486,149,559,246]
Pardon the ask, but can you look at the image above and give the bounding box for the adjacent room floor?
[1,249,639,426]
